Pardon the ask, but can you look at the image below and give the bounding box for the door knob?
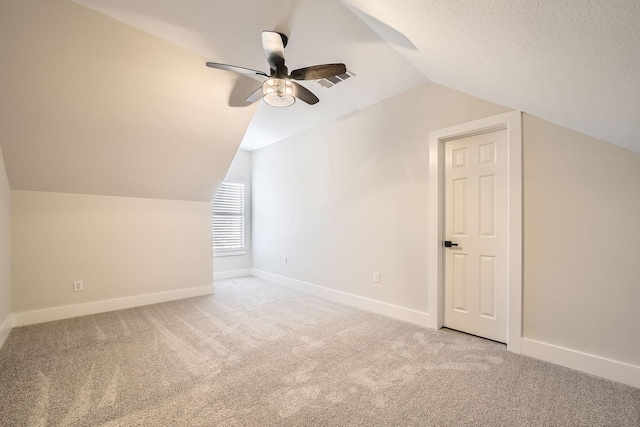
[444,241,458,247]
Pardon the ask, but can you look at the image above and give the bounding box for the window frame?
[212,180,246,257]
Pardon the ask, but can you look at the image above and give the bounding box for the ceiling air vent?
[316,71,354,88]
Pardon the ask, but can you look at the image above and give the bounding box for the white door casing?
[428,110,522,353]
[444,130,508,342]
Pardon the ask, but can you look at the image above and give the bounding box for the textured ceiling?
[345,0,640,153]
[3,0,639,202]
[71,0,428,151]
[71,0,640,153]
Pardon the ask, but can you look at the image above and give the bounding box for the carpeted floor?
[0,276,638,426]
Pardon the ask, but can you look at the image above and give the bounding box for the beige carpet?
[1,276,638,426]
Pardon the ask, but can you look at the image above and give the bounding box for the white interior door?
[444,129,508,343]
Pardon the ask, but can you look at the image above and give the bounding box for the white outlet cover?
[73,280,84,292]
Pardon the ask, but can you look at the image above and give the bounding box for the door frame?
[428,111,522,353]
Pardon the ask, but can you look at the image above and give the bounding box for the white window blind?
[212,181,245,255]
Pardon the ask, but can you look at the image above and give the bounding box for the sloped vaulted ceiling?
[74,0,640,153]
[0,0,256,201]
[69,0,428,151]
[344,0,640,153]
[2,0,639,203]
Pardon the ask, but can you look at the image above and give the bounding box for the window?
[212,181,246,256]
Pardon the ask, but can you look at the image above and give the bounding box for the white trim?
[12,285,215,327]
[214,268,253,281]
[428,110,523,353]
[0,313,13,349]
[252,269,429,327]
[214,250,247,257]
[521,338,640,389]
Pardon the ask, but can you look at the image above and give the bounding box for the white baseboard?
[214,269,253,281]
[0,313,13,349]
[521,338,640,389]
[12,285,215,327]
[251,269,429,327]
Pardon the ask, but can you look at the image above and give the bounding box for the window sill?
[214,250,247,257]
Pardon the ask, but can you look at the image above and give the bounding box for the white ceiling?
[73,0,640,154]
[344,0,640,153]
[0,0,255,201]
[72,0,428,151]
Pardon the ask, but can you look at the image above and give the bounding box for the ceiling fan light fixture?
[263,78,295,107]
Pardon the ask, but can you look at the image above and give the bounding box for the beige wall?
[0,148,10,325]
[215,150,252,274]
[252,82,509,312]
[11,191,213,313]
[523,114,640,366]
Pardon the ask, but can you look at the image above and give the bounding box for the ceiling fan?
[206,31,347,107]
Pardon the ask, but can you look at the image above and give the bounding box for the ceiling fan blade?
[205,62,268,82]
[245,86,263,103]
[262,31,287,75]
[290,81,319,105]
[289,64,347,80]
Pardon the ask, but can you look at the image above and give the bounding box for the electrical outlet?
[373,272,380,283]
[73,280,84,292]
[283,257,288,265]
